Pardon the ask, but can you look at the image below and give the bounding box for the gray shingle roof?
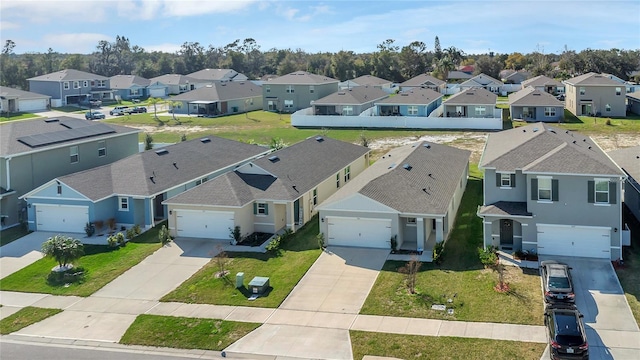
[149,74,200,86]
[608,146,640,182]
[164,136,370,205]
[447,71,473,80]
[376,87,442,105]
[28,69,107,82]
[564,72,621,86]
[313,86,388,105]
[508,87,564,107]
[0,86,51,100]
[266,71,338,85]
[187,69,245,81]
[171,82,261,102]
[627,92,640,101]
[57,137,269,200]
[480,122,624,176]
[460,73,504,87]
[109,75,151,89]
[322,142,470,215]
[521,75,562,88]
[400,74,445,87]
[0,117,138,157]
[478,201,532,217]
[351,75,392,86]
[445,88,497,105]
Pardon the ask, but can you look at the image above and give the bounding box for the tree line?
[1,36,638,91]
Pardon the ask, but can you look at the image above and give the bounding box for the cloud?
[162,0,255,17]
[42,33,112,53]
[0,21,20,31]
[1,0,110,24]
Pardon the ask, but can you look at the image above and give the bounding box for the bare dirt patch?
[369,132,489,163]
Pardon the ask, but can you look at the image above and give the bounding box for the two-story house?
[478,122,626,260]
[564,72,627,117]
[28,69,114,107]
[1,117,139,228]
[263,71,339,113]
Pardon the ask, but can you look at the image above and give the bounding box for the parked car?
[85,111,106,120]
[556,94,565,101]
[540,260,575,303]
[124,106,147,114]
[89,99,102,108]
[110,106,129,116]
[544,304,589,359]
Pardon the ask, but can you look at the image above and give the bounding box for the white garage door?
[327,217,392,248]
[176,210,234,239]
[19,99,48,112]
[36,204,89,233]
[149,88,166,98]
[537,224,610,258]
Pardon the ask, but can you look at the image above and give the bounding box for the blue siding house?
[110,75,151,101]
[375,87,443,116]
[28,69,114,107]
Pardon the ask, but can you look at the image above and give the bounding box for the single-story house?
[339,75,394,90]
[110,75,151,101]
[163,136,370,239]
[626,92,640,115]
[399,74,446,93]
[443,87,498,118]
[0,86,51,113]
[170,82,263,116]
[21,137,271,233]
[459,73,505,94]
[508,87,565,122]
[148,74,201,95]
[312,86,388,116]
[375,87,443,117]
[608,146,640,222]
[186,68,248,83]
[503,70,530,84]
[521,75,564,95]
[447,70,473,83]
[318,141,470,254]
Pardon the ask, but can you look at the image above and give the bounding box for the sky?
[1,0,639,55]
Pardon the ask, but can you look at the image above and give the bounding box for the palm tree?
[433,56,455,81]
[169,100,182,121]
[41,235,84,271]
[147,97,163,119]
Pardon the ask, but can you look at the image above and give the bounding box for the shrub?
[229,226,242,245]
[115,232,126,247]
[265,235,281,253]
[93,220,104,234]
[279,228,294,245]
[126,228,136,241]
[433,241,445,264]
[41,235,84,270]
[390,235,398,252]
[132,224,142,236]
[316,232,325,250]
[478,245,498,267]
[158,225,172,245]
[84,222,95,237]
[47,266,86,286]
[107,235,118,248]
[606,118,612,126]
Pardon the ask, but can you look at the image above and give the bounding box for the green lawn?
[0,112,40,122]
[350,331,546,360]
[0,227,162,296]
[0,306,62,335]
[360,165,544,325]
[52,106,85,113]
[120,314,260,351]
[617,205,640,326]
[0,226,31,247]
[161,216,322,308]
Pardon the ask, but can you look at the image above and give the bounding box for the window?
[615,87,621,96]
[474,106,486,116]
[98,141,106,157]
[57,184,62,195]
[544,107,556,117]
[284,100,294,109]
[119,197,129,211]
[595,180,609,203]
[342,106,353,115]
[523,107,532,118]
[73,81,80,89]
[130,88,140,96]
[195,177,208,185]
[70,146,79,163]
[579,87,585,95]
[605,104,611,112]
[500,173,512,187]
[63,82,70,90]
[408,105,418,115]
[179,84,188,92]
[336,173,340,188]
[83,80,88,87]
[538,178,552,201]
[256,202,268,215]
[265,85,270,93]
[344,165,351,182]
[96,80,106,87]
[407,217,417,225]
[312,188,318,206]
[286,85,294,93]
[455,105,463,115]
[309,85,314,93]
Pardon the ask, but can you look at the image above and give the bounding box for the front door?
[581,103,592,116]
[500,219,513,249]
[154,194,165,219]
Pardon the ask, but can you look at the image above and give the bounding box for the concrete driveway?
[539,256,640,359]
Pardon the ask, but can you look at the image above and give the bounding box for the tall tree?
[444,46,465,66]
[399,41,427,80]
[474,55,503,79]
[371,39,401,82]
[179,42,205,74]
[434,36,442,60]
[504,52,527,70]
[0,40,17,86]
[433,56,455,81]
[330,50,355,81]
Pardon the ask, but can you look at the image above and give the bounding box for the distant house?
[608,146,640,222]
[564,72,626,117]
[447,70,473,83]
[503,70,530,84]
[149,74,200,95]
[0,86,50,113]
[186,68,248,83]
[508,87,564,122]
[521,75,564,95]
[459,73,505,94]
[627,92,640,115]
[110,75,150,101]
[340,75,393,91]
[1,117,139,229]
[312,86,388,116]
[602,73,637,93]
[163,136,370,239]
[28,69,114,107]
[21,137,270,233]
[399,74,446,93]
[443,88,498,118]
[170,82,263,116]
[375,87,443,117]
[263,71,339,112]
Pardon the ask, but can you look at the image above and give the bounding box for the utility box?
[236,272,244,288]
[248,276,270,294]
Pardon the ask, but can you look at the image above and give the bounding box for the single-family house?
[503,70,530,84]
[312,86,388,116]
[28,69,114,107]
[375,87,443,117]
[149,74,200,95]
[0,86,51,113]
[521,75,564,95]
[627,92,640,115]
[508,87,564,122]
[564,72,627,117]
[443,88,497,118]
[447,71,473,83]
[163,136,370,239]
[339,75,393,90]
[263,71,339,112]
[608,146,640,223]
[110,75,151,101]
[459,73,505,94]
[187,69,248,83]
[603,73,637,93]
[318,141,470,254]
[477,122,626,260]
[1,117,139,228]
[399,74,446,93]
[21,137,270,233]
[170,82,263,116]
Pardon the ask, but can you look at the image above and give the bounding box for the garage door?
[19,99,48,112]
[537,224,610,258]
[149,88,166,98]
[36,204,89,233]
[176,210,234,239]
[327,217,392,248]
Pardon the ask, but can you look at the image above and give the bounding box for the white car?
[110,106,130,116]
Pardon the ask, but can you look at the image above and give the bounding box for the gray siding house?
[443,88,497,118]
[609,146,640,223]
[399,74,446,93]
[564,72,626,117]
[340,75,393,90]
[521,75,564,95]
[170,82,263,116]
[312,86,388,116]
[459,73,504,94]
[149,74,200,95]
[508,87,564,122]
[1,117,139,229]
[478,122,626,260]
[375,87,443,117]
[0,86,51,113]
[626,92,640,115]
[28,69,114,107]
[110,75,151,101]
[263,71,339,112]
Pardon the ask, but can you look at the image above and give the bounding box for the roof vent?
[401,93,409,96]
[268,155,279,162]
[549,129,556,134]
[582,138,587,142]
[522,129,526,132]
[588,146,592,150]
[155,149,168,155]
[423,143,431,149]
[388,163,396,169]
[44,118,60,123]
[533,127,539,132]
[466,92,474,95]
[173,162,178,169]
[315,136,324,142]
[200,137,211,143]
[572,140,577,144]
[565,130,569,134]
[338,92,346,95]
[403,163,412,170]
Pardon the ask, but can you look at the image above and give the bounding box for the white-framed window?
[119,196,129,211]
[284,100,294,109]
[96,80,106,87]
[179,84,188,92]
[579,87,585,95]
[605,104,611,112]
[342,105,353,115]
[98,141,106,157]
[406,217,417,225]
[595,179,609,204]
[312,188,318,206]
[408,105,418,115]
[57,184,62,195]
[500,173,512,187]
[344,165,351,182]
[544,107,556,117]
[336,173,340,188]
[538,177,552,201]
[474,106,486,116]
[455,105,463,115]
[73,81,80,89]
[615,87,621,96]
[83,80,89,87]
[70,146,79,163]
[63,81,70,90]
[256,202,267,215]
[286,85,294,93]
[130,88,140,96]
[195,176,208,186]
[265,85,270,93]
[309,85,315,93]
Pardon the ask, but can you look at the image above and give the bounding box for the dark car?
[125,106,147,114]
[85,111,106,120]
[556,94,565,101]
[544,304,589,359]
[540,260,575,303]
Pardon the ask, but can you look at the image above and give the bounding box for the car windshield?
[549,276,570,289]
[556,334,584,346]
[555,313,581,340]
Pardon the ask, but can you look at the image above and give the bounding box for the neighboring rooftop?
[564,72,622,86]
[266,71,338,85]
[377,87,443,105]
[460,73,504,88]
[171,82,261,102]
[187,69,247,82]
[350,75,392,87]
[608,145,640,182]
[28,69,107,82]
[521,75,563,88]
[445,88,497,105]
[400,74,445,87]
[149,74,200,86]
[0,86,51,100]
[313,86,388,105]
[508,87,564,107]
[109,75,151,89]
